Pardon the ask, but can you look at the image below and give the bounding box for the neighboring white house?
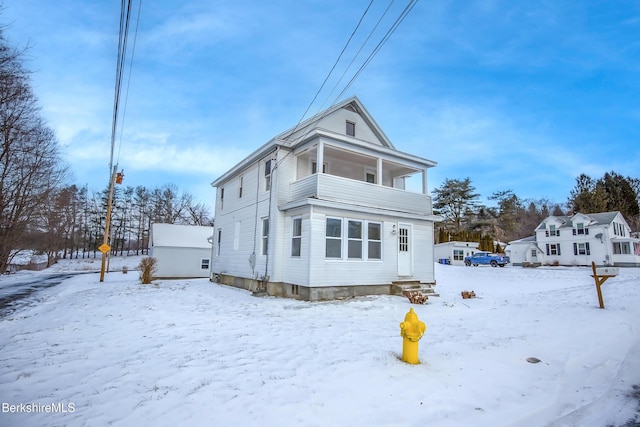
[506,212,640,267]
[433,241,479,266]
[150,223,214,278]
[210,96,441,300]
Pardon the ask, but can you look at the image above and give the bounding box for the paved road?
[0,272,91,317]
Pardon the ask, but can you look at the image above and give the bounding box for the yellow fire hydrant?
[400,308,426,364]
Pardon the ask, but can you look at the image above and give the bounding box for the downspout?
[264,147,278,285]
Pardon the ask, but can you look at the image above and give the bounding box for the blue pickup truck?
[464,252,510,267]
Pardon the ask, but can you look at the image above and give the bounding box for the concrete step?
[391,281,439,297]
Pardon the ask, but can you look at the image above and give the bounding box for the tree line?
[433,173,640,246]
[0,27,212,273]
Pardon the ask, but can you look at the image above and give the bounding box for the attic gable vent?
[343,103,357,113]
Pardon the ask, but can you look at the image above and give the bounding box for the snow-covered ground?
[1,257,639,427]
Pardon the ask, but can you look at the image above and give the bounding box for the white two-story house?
[210,96,440,300]
[507,212,640,267]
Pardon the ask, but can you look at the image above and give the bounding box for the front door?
[397,223,413,276]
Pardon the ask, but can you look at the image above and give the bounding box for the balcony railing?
[284,173,432,215]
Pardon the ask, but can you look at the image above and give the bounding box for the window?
[365,172,376,184]
[573,222,588,235]
[216,228,222,256]
[399,227,409,252]
[312,161,327,174]
[546,243,561,256]
[531,249,537,258]
[239,176,243,198]
[201,258,210,270]
[368,222,382,259]
[326,217,383,260]
[261,218,269,255]
[346,120,355,137]
[453,249,464,261]
[546,225,559,237]
[573,242,590,255]
[325,218,342,258]
[613,222,626,237]
[265,159,272,191]
[612,242,631,255]
[220,187,224,209]
[348,220,363,259]
[291,217,302,257]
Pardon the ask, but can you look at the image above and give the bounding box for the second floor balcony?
[283,173,433,216]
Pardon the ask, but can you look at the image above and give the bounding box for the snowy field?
[1,256,639,427]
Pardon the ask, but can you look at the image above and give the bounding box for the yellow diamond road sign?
[98,243,111,254]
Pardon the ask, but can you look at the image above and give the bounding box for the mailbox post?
[591,262,618,309]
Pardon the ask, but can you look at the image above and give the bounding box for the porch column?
[377,157,382,185]
[317,141,324,174]
[422,169,427,194]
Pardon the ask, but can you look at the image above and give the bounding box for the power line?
[333,0,419,105]
[116,0,143,165]
[289,0,374,137]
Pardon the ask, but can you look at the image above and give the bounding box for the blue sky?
[3,1,639,211]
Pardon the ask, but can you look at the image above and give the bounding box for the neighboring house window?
[453,249,464,261]
[220,187,224,210]
[612,242,631,255]
[546,243,561,256]
[201,259,210,270]
[325,217,342,258]
[573,223,588,235]
[291,217,302,257]
[346,120,355,137]
[367,222,382,260]
[531,249,537,258]
[262,218,269,255]
[216,228,222,256]
[312,161,327,174]
[546,225,559,237]
[634,242,640,256]
[613,222,626,237]
[573,242,591,255]
[239,176,243,198]
[348,220,363,259]
[265,159,272,191]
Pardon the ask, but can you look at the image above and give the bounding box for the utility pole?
[99,166,121,282]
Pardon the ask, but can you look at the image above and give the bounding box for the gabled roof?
[151,223,213,249]
[275,96,395,150]
[536,211,624,231]
[211,96,436,188]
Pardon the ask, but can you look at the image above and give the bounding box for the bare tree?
[0,30,66,272]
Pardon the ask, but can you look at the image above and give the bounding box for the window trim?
[261,217,269,255]
[291,216,302,257]
[325,217,383,261]
[346,120,356,137]
[264,159,272,191]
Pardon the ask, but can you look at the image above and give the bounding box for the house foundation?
[212,273,438,301]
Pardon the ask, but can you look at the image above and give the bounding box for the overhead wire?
[116,0,143,165]
[332,0,419,104]
[110,0,140,172]
[287,0,374,141]
[284,0,420,147]
[316,0,397,113]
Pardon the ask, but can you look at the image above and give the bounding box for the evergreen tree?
[432,177,480,234]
